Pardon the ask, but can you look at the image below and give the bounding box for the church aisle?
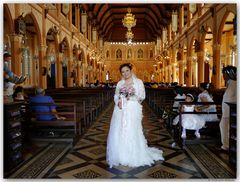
[11,102,235,179]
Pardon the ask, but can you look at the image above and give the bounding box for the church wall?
[3,3,237,88]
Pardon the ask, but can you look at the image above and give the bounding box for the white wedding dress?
[106,75,164,168]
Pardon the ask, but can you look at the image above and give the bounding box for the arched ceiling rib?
[82,4,179,42]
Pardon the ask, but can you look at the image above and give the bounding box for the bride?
[106,63,164,168]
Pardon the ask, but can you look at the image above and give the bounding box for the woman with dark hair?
[12,86,25,101]
[195,82,218,122]
[219,65,237,151]
[172,86,186,112]
[107,63,164,168]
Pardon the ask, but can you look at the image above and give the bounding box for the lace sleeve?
[136,79,145,103]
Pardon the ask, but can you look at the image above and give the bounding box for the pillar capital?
[178,60,184,64]
[39,44,48,51]
[9,34,23,42]
[213,44,221,51]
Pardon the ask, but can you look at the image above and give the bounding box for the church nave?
[9,102,235,179]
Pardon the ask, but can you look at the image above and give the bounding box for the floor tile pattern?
[10,102,236,179]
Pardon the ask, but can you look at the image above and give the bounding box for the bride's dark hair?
[119,63,132,72]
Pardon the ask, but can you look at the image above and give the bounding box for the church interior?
[3,3,237,179]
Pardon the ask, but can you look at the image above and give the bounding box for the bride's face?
[121,66,132,80]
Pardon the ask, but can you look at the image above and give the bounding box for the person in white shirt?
[195,82,218,122]
[219,66,237,151]
[172,86,186,112]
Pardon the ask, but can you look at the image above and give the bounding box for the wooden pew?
[145,88,175,117]
[27,102,81,146]
[165,98,186,130]
[46,88,114,132]
[174,102,222,148]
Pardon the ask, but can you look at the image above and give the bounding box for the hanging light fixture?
[171,11,178,32]
[162,28,167,43]
[126,30,134,41]
[92,27,97,43]
[189,4,197,14]
[122,7,136,31]
[81,11,87,33]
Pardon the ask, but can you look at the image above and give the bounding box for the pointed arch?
[217,11,236,44]
[137,49,143,59]
[116,49,122,60]
[24,12,42,45]
[3,4,14,33]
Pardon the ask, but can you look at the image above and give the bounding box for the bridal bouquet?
[120,86,135,100]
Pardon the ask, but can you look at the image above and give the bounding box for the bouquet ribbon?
[121,96,128,136]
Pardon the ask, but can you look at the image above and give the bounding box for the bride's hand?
[118,100,122,109]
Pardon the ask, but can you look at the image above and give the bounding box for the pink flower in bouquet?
[127,86,135,97]
[120,86,128,97]
[119,86,135,100]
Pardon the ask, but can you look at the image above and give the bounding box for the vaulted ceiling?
[81,4,179,42]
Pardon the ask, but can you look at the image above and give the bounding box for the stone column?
[179,60,184,86]
[168,65,172,83]
[9,34,22,75]
[77,61,81,86]
[38,45,47,89]
[172,64,177,82]
[68,55,73,87]
[179,5,184,34]
[168,25,171,43]
[172,50,177,82]
[212,44,221,88]
[159,69,163,82]
[197,51,204,86]
[82,63,86,87]
[186,56,192,87]
[165,66,169,83]
[187,5,191,27]
[56,53,63,88]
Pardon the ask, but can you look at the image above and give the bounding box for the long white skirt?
[173,114,205,130]
[106,100,164,168]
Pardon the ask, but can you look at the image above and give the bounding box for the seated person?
[172,86,186,112]
[12,86,25,101]
[29,87,65,121]
[173,93,205,139]
[195,82,218,122]
[4,52,26,84]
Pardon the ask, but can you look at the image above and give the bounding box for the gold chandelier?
[126,30,134,40]
[122,7,136,31]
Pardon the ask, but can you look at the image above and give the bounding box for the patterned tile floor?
[11,102,236,179]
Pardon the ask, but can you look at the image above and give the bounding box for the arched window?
[116,49,122,60]
[137,49,143,59]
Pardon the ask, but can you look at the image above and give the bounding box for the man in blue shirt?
[29,87,65,121]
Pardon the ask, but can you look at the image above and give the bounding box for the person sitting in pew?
[172,86,186,112]
[195,82,218,122]
[12,86,26,101]
[173,93,205,139]
[29,87,66,121]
